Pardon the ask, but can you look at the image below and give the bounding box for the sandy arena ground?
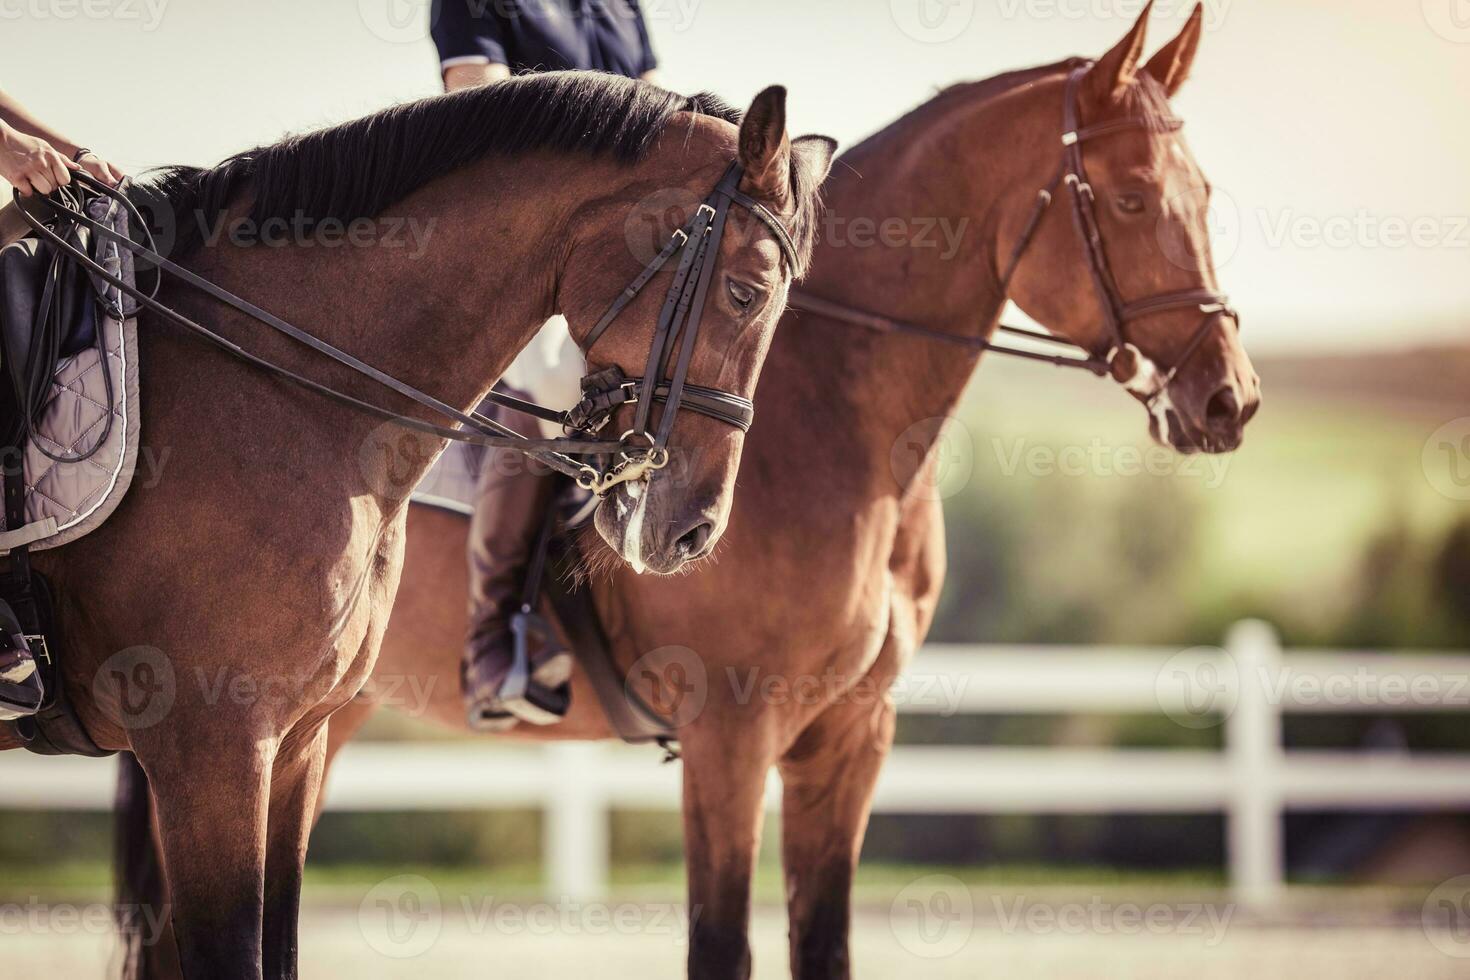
[6,907,1467,979]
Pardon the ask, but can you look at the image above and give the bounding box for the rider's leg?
[462,319,584,730]
[461,397,567,730]
[0,215,43,715]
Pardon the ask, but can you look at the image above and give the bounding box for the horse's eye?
[1116,192,1146,215]
[727,279,756,311]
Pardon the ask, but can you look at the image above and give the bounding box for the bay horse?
[3,73,833,979]
[312,9,1254,979]
[131,6,1259,978]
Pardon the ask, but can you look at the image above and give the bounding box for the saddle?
[0,183,141,758]
[0,235,99,434]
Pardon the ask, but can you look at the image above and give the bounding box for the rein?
[792,62,1238,403]
[14,164,796,496]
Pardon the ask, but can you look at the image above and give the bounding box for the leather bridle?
[15,163,796,496]
[557,161,795,492]
[791,62,1238,407]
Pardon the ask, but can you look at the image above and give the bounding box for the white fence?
[4,620,1470,903]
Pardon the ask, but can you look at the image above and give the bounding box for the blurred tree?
[1432,517,1470,640]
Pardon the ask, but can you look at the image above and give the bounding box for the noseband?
[790,62,1237,407]
[18,164,797,496]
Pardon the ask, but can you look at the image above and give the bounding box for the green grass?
[947,352,1470,646]
[0,859,1227,906]
[7,859,1453,922]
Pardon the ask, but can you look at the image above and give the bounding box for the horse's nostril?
[1205,386,1241,429]
[675,521,713,558]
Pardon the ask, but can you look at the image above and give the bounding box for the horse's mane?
[934,57,1085,106]
[146,72,744,258]
[934,55,1177,129]
[849,56,1178,157]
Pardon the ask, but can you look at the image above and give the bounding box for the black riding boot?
[462,393,572,732]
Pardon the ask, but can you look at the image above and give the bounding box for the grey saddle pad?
[0,191,141,553]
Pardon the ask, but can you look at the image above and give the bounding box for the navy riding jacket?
[431,0,658,79]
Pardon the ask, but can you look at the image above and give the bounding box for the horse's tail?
[114,751,165,980]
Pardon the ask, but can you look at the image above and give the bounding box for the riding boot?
[462,391,572,732]
[0,607,43,721]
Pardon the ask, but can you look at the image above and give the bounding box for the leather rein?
[14,163,797,496]
[790,62,1238,405]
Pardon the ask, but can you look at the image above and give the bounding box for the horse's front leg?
[137,725,275,979]
[776,659,899,980]
[262,723,330,979]
[679,717,778,980]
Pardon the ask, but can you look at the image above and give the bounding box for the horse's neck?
[314,157,572,427]
[171,156,577,501]
[782,80,1054,460]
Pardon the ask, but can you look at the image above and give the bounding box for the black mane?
[147,72,744,257]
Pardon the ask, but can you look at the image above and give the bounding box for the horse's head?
[558,86,834,573]
[1004,3,1259,453]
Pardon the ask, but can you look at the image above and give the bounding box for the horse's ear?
[1082,0,1152,109]
[1142,3,1204,98]
[790,135,838,191]
[738,85,793,204]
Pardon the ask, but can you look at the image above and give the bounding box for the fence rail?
[4,620,1470,902]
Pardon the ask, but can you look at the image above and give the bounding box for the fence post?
[1225,619,1284,906]
[544,742,610,902]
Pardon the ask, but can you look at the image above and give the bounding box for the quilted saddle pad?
[0,190,141,553]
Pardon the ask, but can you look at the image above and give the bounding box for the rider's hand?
[0,125,72,196]
[73,149,123,187]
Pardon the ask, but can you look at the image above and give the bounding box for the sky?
[4,0,1468,354]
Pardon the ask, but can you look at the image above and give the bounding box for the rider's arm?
[444,62,511,92]
[629,0,660,84]
[431,2,513,92]
[0,88,122,193]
